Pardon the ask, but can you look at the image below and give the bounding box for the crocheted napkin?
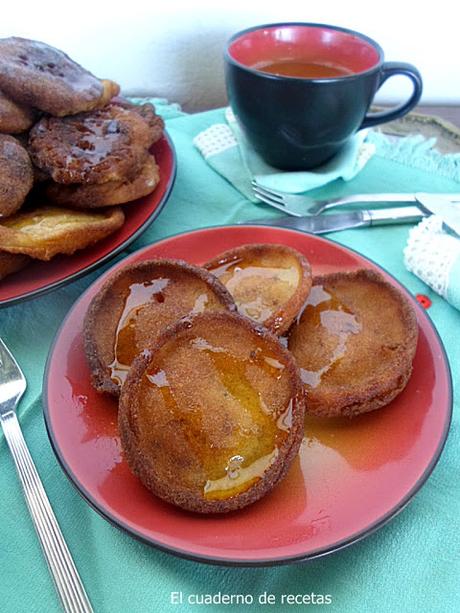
[404,215,460,310]
[193,108,375,202]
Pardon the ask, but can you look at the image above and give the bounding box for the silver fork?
[0,338,93,613]
[252,180,423,217]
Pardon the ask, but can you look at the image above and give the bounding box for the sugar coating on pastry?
[28,104,160,185]
[205,243,312,335]
[0,205,125,260]
[84,258,236,396]
[288,269,418,417]
[44,154,160,208]
[0,134,33,217]
[0,88,35,133]
[0,37,119,116]
[119,311,306,513]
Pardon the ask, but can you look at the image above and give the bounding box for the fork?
[252,180,423,217]
[0,338,93,613]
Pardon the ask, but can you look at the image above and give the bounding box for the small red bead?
[416,294,432,309]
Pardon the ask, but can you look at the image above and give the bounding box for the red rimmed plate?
[43,225,452,566]
[0,134,176,308]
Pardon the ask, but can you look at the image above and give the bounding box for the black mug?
[224,23,423,170]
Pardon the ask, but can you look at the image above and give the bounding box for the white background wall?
[2,1,459,112]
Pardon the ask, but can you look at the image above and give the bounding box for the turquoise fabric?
[1,107,459,613]
[366,131,460,182]
[194,109,373,201]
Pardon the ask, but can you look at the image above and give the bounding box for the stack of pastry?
[0,37,164,280]
[83,243,419,514]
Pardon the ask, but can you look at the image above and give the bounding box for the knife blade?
[244,206,424,234]
[415,193,460,236]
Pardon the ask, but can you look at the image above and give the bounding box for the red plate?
[44,226,452,565]
[0,134,176,308]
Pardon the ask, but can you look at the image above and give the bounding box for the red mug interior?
[228,24,381,78]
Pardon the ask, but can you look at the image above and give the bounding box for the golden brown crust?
[0,135,34,216]
[84,259,237,396]
[97,79,121,111]
[0,37,120,116]
[0,205,124,260]
[205,243,312,335]
[0,250,31,280]
[0,88,35,133]
[288,268,419,417]
[44,154,160,208]
[112,100,164,146]
[28,104,158,185]
[118,311,306,513]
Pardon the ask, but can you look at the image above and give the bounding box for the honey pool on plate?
[45,225,451,563]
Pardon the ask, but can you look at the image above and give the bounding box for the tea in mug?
[256,60,353,78]
[226,23,423,168]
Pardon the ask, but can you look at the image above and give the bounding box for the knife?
[415,193,460,236]
[244,206,424,234]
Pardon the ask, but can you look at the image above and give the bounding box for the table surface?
[416,105,460,127]
[0,105,459,613]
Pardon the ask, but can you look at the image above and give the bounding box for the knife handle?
[364,206,424,226]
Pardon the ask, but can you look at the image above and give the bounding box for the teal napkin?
[193,107,375,201]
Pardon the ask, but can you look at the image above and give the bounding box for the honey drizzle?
[208,257,299,323]
[295,285,362,388]
[203,449,279,497]
[109,279,170,385]
[144,336,292,500]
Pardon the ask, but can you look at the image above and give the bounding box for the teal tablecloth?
[1,108,459,613]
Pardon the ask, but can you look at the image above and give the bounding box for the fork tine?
[252,189,302,217]
[253,187,286,207]
[253,190,286,208]
[251,181,285,203]
[0,338,27,397]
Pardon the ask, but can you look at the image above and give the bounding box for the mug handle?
[360,61,423,129]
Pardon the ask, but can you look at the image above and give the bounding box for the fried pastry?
[118,311,306,513]
[0,251,31,280]
[0,88,35,133]
[205,243,312,335]
[0,37,119,116]
[28,104,160,185]
[0,205,124,260]
[288,269,418,418]
[113,100,165,147]
[32,164,50,184]
[84,259,236,396]
[44,155,160,208]
[0,135,34,217]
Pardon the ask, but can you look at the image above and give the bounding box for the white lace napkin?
[404,215,460,310]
